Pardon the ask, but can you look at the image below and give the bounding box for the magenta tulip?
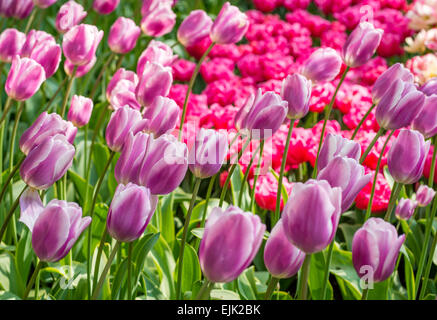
[143,96,179,137]
[67,95,93,127]
[416,185,436,207]
[30,42,61,78]
[33,0,57,8]
[395,198,417,220]
[317,133,361,172]
[93,0,119,15]
[210,2,249,45]
[177,10,213,48]
[412,95,437,139]
[55,1,87,34]
[0,28,26,63]
[135,62,173,107]
[301,48,342,83]
[21,30,55,58]
[281,73,312,120]
[140,3,176,38]
[420,78,437,96]
[108,17,141,54]
[106,68,138,101]
[137,40,175,76]
[64,56,96,78]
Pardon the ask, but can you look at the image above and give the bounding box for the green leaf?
[237,267,258,300]
[68,170,95,205]
[330,245,361,300]
[160,193,175,247]
[367,280,389,300]
[174,243,201,294]
[14,229,33,295]
[132,233,160,295]
[191,199,220,222]
[191,228,204,239]
[210,289,240,300]
[403,250,415,300]
[308,251,333,300]
[0,253,20,296]
[0,291,21,300]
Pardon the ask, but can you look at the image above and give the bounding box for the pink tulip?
[21,29,55,58]
[55,1,87,34]
[177,10,213,48]
[30,42,61,78]
[64,56,97,78]
[137,40,175,76]
[93,0,119,15]
[140,3,176,38]
[210,2,249,44]
[135,62,173,107]
[0,28,26,63]
[108,17,141,54]
[62,24,103,66]
[67,95,93,127]
[33,0,57,9]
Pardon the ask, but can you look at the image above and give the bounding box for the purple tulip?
[105,106,147,152]
[109,81,141,111]
[352,218,405,282]
[135,62,173,107]
[30,42,61,78]
[138,134,188,195]
[210,2,249,45]
[93,0,119,15]
[55,1,87,34]
[137,40,175,76]
[108,17,141,54]
[33,0,57,8]
[143,96,179,137]
[21,30,55,58]
[318,156,371,212]
[0,28,26,63]
[412,95,437,139]
[264,219,305,279]
[416,184,436,207]
[199,205,265,283]
[235,88,288,140]
[107,183,157,242]
[64,56,96,78]
[301,48,342,83]
[106,68,138,101]
[67,95,93,128]
[188,128,228,179]
[62,24,104,66]
[281,73,312,120]
[5,55,45,101]
[343,22,383,68]
[177,10,213,48]
[114,132,151,185]
[371,63,414,104]
[420,77,437,96]
[140,3,176,38]
[20,111,77,155]
[395,198,417,220]
[375,79,425,130]
[20,134,75,190]
[282,179,342,253]
[19,189,91,262]
[141,0,173,16]
[7,0,34,19]
[317,133,361,172]
[388,129,430,185]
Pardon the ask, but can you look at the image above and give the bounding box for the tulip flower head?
[210,2,249,45]
[67,95,93,128]
[372,63,414,104]
[177,10,213,48]
[0,28,26,63]
[137,40,175,76]
[55,1,87,34]
[140,2,176,38]
[281,73,312,120]
[108,17,141,54]
[317,133,361,172]
[143,96,179,137]
[135,62,173,107]
[416,184,436,207]
[395,198,417,220]
[93,0,120,15]
[412,95,437,139]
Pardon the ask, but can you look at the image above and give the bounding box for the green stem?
[0,156,24,204]
[92,227,108,293]
[89,53,116,100]
[127,242,133,300]
[195,174,216,251]
[321,240,334,299]
[91,241,121,300]
[238,143,261,207]
[0,97,13,127]
[60,67,77,118]
[176,178,201,300]
[42,77,68,113]
[264,277,279,300]
[0,185,28,243]
[364,130,395,221]
[115,54,125,70]
[9,102,24,173]
[24,8,38,33]
[351,104,376,140]
[250,139,264,212]
[298,254,311,300]
[361,288,369,300]
[195,280,212,300]
[420,227,437,299]
[384,182,402,221]
[274,119,295,226]
[312,67,349,178]
[360,127,385,164]
[178,43,215,141]
[22,260,43,300]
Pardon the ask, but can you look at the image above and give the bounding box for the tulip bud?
[317,133,361,172]
[141,0,173,16]
[375,79,425,130]
[301,48,342,83]
[281,73,312,119]
[318,156,371,212]
[416,184,436,207]
[5,55,45,101]
[64,55,96,78]
[235,89,288,140]
[140,3,176,38]
[352,218,405,282]
[412,95,437,139]
[282,179,342,253]
[93,0,119,15]
[395,198,417,220]
[109,80,141,111]
[188,128,228,179]
[62,24,104,66]
[177,10,213,48]
[135,62,173,107]
[143,96,179,137]
[138,134,188,195]
[108,17,141,54]
[114,132,151,185]
[21,30,55,58]
[67,95,93,127]
[420,77,437,96]
[10,0,34,19]
[19,189,91,262]
[0,28,26,63]
[387,129,430,185]
[20,134,75,190]
[264,219,305,279]
[20,111,77,155]
[107,68,138,101]
[33,0,57,8]
[371,63,414,104]
[55,1,87,34]
[105,106,147,152]
[107,183,157,242]
[137,40,175,76]
[343,22,383,68]
[210,2,249,45]
[199,205,265,283]
[30,42,61,78]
